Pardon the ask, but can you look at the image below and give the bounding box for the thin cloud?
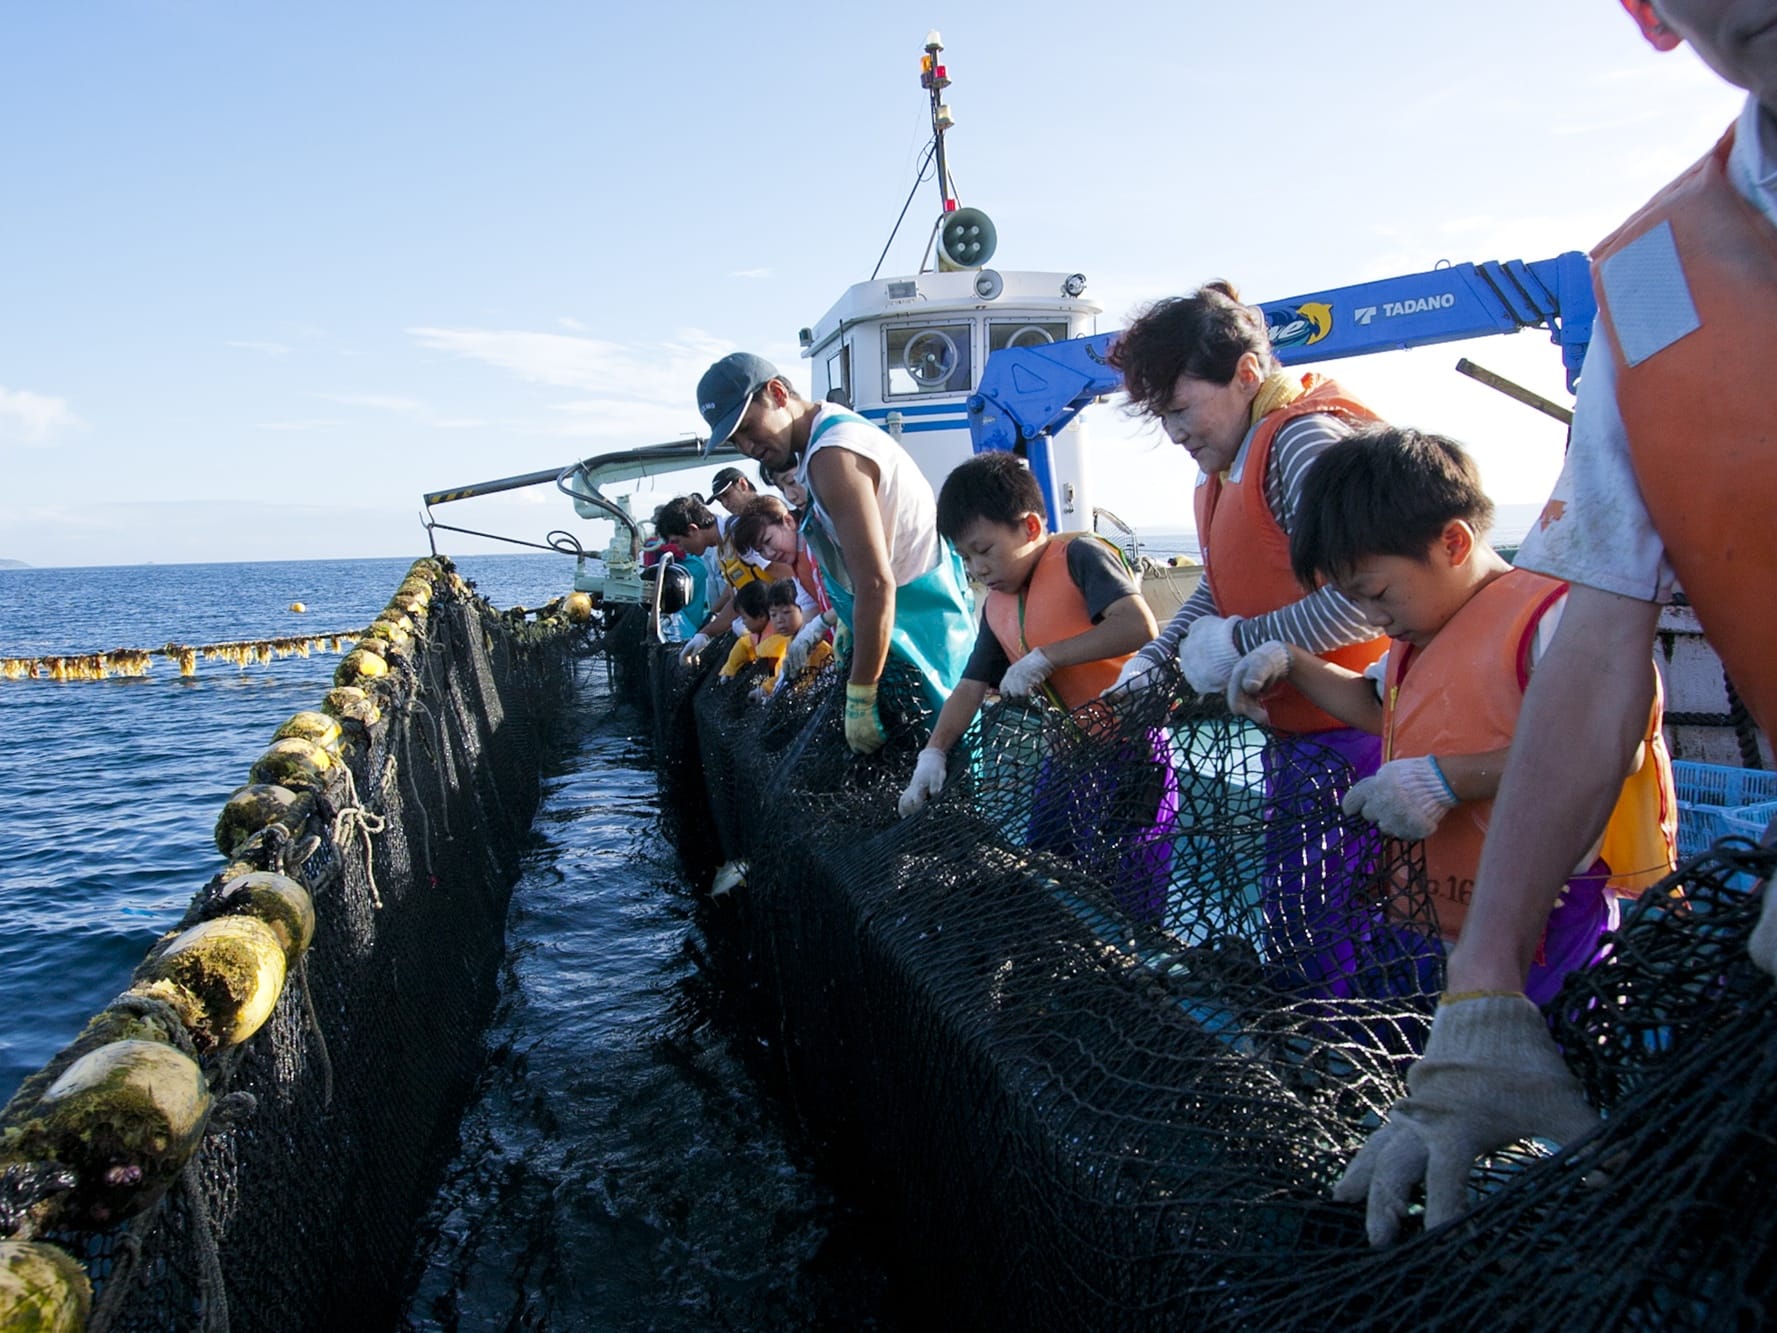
[557,316,589,332]
[0,386,80,446]
[318,392,428,415]
[730,267,772,280]
[406,325,732,403]
[255,418,347,431]
[226,339,293,357]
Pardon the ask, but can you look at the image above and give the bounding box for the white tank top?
[796,404,941,588]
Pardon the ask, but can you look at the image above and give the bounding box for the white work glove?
[679,631,711,666]
[1745,813,1777,975]
[781,617,828,680]
[1332,994,1599,1246]
[1342,757,1460,840]
[897,747,948,818]
[1178,614,1243,693]
[998,647,1054,700]
[1751,882,1777,976]
[748,683,771,704]
[1103,651,1162,699]
[1226,641,1292,723]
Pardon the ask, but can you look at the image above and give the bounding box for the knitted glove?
[1333,994,1600,1245]
[1103,651,1162,699]
[999,647,1055,700]
[781,618,828,679]
[1178,615,1243,693]
[1226,641,1292,723]
[897,747,948,817]
[679,631,711,666]
[843,682,887,755]
[1342,757,1459,839]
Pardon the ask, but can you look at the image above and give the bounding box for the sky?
[0,2,1748,569]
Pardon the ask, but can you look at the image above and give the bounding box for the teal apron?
[800,410,976,709]
[674,553,710,642]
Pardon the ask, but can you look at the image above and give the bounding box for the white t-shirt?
[795,403,942,588]
[1516,95,1777,601]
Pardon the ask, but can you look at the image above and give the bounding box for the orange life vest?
[981,534,1131,711]
[1192,376,1388,733]
[1592,123,1777,740]
[1383,568,1676,939]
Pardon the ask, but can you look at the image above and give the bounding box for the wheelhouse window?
[884,322,972,396]
[988,320,1069,353]
[824,344,852,406]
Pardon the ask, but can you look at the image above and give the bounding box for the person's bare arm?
[1447,586,1660,992]
[700,585,737,638]
[806,447,892,687]
[1433,747,1513,803]
[1232,645,1383,733]
[927,678,990,754]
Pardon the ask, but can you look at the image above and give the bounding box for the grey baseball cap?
[697,352,782,449]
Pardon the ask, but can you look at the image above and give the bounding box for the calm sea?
[0,550,891,1327]
[0,553,575,1100]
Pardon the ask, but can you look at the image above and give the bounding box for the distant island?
[0,559,28,569]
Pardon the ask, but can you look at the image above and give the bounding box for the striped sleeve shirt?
[1138,412,1377,666]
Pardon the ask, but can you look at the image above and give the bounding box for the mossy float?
[0,1240,91,1331]
[363,619,414,655]
[214,783,303,858]
[335,648,388,686]
[565,591,593,623]
[132,917,288,1051]
[272,710,343,752]
[321,686,382,727]
[250,737,334,791]
[210,871,315,966]
[6,1040,210,1227]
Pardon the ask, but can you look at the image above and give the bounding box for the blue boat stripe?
[857,403,970,419]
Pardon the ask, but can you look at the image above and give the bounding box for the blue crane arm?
[966,251,1595,456]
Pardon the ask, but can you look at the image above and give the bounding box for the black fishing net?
[2,561,582,1332]
[634,634,1777,1330]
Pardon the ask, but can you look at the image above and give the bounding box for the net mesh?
[622,619,1777,1330]
[2,561,582,1332]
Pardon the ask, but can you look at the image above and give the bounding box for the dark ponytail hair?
[1110,281,1277,414]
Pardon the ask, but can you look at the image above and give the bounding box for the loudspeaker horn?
[936,207,997,271]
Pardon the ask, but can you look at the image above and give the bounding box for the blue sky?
[0,2,1746,568]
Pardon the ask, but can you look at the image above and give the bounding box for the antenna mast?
[921,30,956,213]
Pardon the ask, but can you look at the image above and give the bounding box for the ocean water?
[0,553,574,1100]
[0,550,889,1327]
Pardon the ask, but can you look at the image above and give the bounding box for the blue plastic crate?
[1723,801,1777,844]
[1673,761,1777,858]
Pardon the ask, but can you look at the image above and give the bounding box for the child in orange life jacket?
[718,580,776,681]
[1227,425,1677,1005]
[898,454,1174,919]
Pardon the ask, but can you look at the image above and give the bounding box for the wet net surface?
[615,615,1777,1331]
[4,565,582,1331]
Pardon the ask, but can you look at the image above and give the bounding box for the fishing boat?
[3,31,1774,1333]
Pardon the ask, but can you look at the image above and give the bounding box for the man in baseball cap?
[692,351,975,754]
[706,465,753,515]
[697,352,783,455]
